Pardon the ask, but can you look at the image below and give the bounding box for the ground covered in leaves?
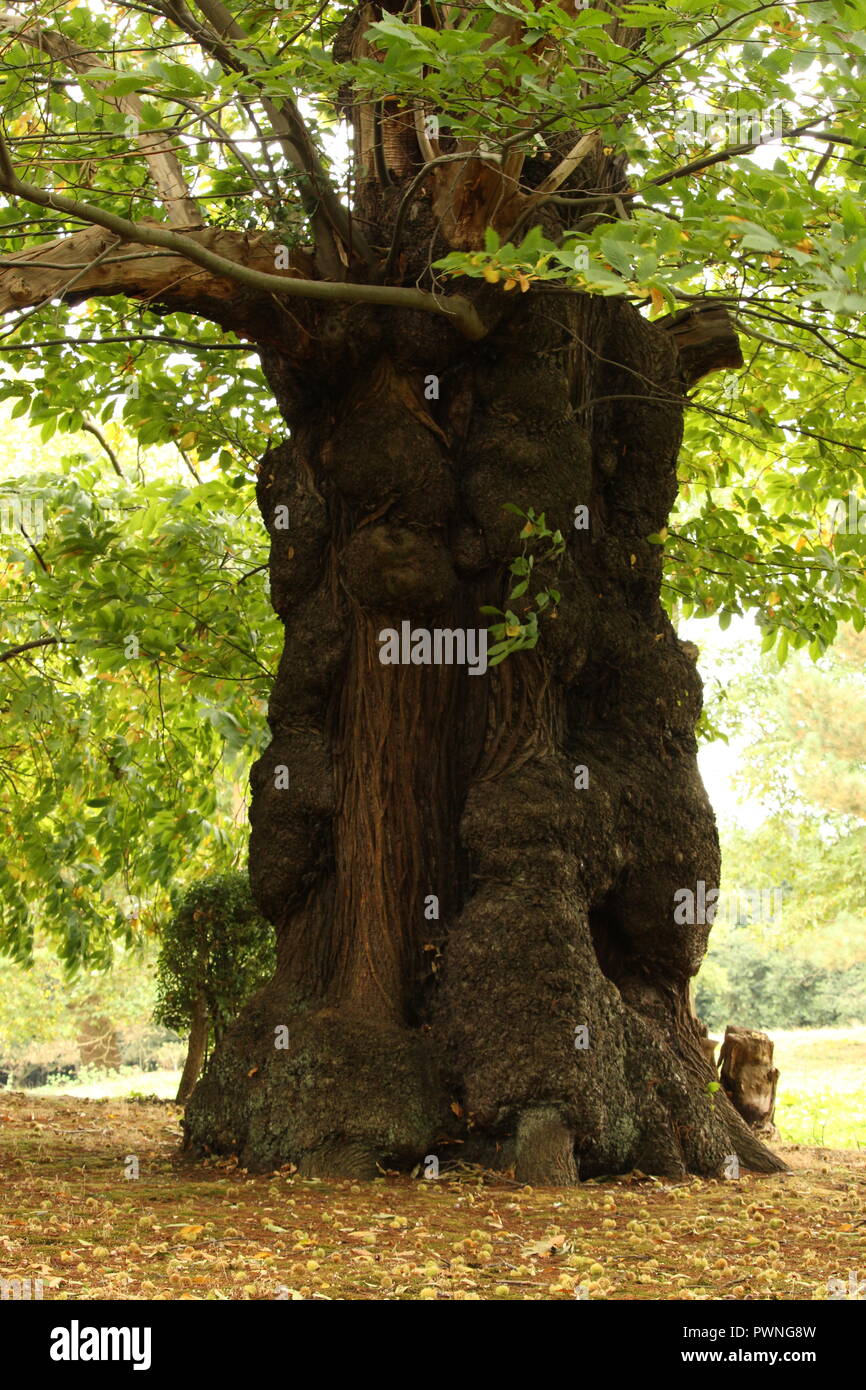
[1,1094,864,1300]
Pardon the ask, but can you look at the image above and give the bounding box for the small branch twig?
[81,420,124,478]
[0,636,59,663]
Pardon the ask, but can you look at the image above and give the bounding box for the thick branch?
[0,222,300,323]
[0,181,486,340]
[0,636,59,663]
[0,10,202,228]
[533,131,601,197]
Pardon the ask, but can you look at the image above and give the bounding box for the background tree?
[0,933,169,1085]
[694,624,866,1029]
[0,447,275,966]
[154,871,275,1103]
[1,1,865,1181]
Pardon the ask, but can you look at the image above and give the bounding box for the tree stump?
[719,1025,779,1138]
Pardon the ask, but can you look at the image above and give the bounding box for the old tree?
[1,0,865,1182]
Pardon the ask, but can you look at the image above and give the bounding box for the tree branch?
[658,302,744,385]
[0,9,203,228]
[0,636,59,663]
[0,332,253,351]
[0,151,486,340]
[0,222,289,337]
[81,420,125,478]
[533,131,601,198]
[162,0,372,271]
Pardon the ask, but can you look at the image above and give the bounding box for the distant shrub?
[695,935,866,1031]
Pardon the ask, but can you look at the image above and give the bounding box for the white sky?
[681,612,767,829]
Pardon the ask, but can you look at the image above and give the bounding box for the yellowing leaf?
[521,1233,567,1257]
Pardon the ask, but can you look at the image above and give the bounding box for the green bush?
[154,872,275,1045]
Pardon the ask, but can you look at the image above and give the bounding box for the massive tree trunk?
[183,277,784,1181]
[0,0,792,1187]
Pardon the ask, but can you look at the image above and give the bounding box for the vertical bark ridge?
[328,607,465,1017]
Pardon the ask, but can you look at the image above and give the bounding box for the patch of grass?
[25,1067,181,1100]
[768,1028,866,1150]
[777,1090,865,1149]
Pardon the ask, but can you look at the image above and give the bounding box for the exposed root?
[515,1107,579,1185]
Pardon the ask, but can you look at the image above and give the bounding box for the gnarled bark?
[184,286,786,1181]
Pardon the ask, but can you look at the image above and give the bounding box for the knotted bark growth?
[183,285,785,1182]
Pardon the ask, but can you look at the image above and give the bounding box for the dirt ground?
[1,1093,864,1300]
